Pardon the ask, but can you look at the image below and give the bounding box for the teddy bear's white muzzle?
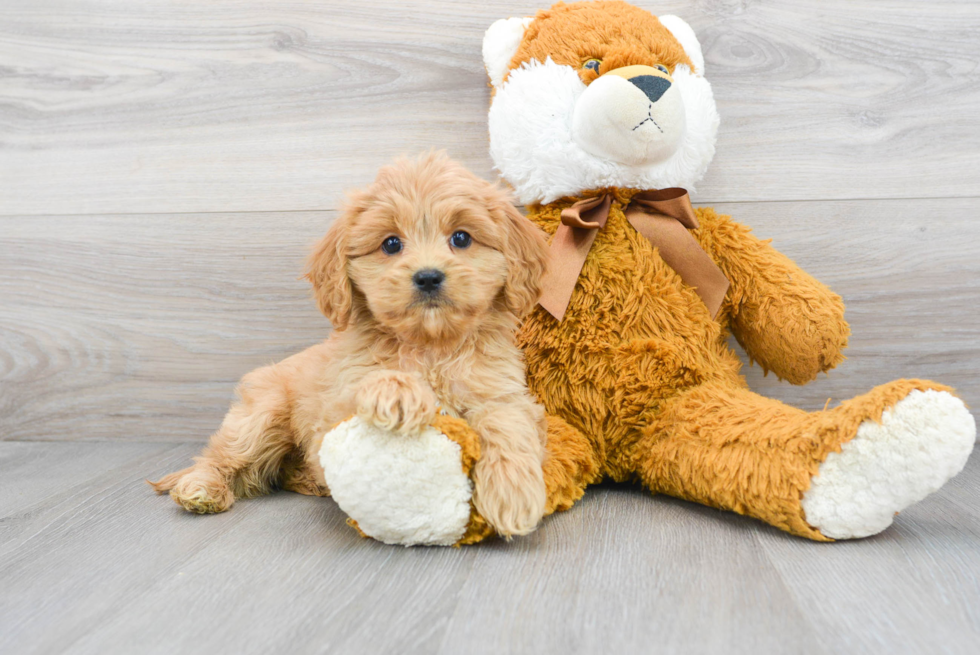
[572,71,686,167]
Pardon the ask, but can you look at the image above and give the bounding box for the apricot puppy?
[151,152,552,537]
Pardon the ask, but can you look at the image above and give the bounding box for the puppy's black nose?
[629,75,671,103]
[413,269,445,294]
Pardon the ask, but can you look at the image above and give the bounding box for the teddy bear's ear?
[483,16,534,88]
[658,15,705,76]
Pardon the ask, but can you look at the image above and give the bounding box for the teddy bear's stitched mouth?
[632,107,664,133]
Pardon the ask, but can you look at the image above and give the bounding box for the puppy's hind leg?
[280,447,330,497]
[150,364,296,514]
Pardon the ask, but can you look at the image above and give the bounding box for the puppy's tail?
[146,465,194,494]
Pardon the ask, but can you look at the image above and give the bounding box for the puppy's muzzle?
[413,268,445,295]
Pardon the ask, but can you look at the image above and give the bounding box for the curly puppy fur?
[150,151,552,537]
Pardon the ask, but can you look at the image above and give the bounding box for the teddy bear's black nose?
[413,269,445,294]
[629,75,671,103]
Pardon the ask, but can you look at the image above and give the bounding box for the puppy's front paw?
[170,468,234,514]
[355,370,437,435]
[473,456,546,538]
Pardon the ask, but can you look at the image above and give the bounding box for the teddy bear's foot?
[801,390,976,539]
[320,417,475,546]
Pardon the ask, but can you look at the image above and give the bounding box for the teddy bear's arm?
[694,208,850,384]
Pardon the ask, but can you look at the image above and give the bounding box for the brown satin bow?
[538,188,730,321]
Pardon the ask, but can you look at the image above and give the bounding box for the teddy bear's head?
[483,1,718,205]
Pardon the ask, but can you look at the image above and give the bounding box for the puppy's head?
[306,151,549,342]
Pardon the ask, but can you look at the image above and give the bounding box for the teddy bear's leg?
[632,379,975,540]
[541,415,603,515]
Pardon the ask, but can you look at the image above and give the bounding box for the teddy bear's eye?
[583,59,602,73]
[381,235,402,255]
[655,64,669,74]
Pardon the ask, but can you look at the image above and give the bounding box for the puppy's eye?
[380,236,402,255]
[450,230,472,249]
[655,64,669,74]
[583,59,602,73]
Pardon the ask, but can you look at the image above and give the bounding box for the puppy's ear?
[304,192,366,330]
[489,187,550,317]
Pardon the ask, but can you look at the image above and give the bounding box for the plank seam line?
[1,194,979,219]
[0,439,206,446]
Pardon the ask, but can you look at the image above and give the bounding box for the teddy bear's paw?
[319,417,474,546]
[802,390,976,539]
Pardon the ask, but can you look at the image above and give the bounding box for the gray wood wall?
[2,0,979,443]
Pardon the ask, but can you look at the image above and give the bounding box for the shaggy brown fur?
[510,0,694,85]
[151,152,558,538]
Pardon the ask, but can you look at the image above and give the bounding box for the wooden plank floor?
[1,440,978,654]
[1,0,979,653]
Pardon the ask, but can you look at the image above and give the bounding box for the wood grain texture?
[1,441,978,654]
[0,440,180,550]
[0,212,332,441]
[2,198,977,442]
[758,485,980,655]
[1,1,978,653]
[2,0,980,215]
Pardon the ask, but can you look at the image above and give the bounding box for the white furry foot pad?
[802,390,976,539]
[319,417,474,546]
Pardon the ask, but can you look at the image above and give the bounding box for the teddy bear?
[319,0,975,546]
[479,0,976,541]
